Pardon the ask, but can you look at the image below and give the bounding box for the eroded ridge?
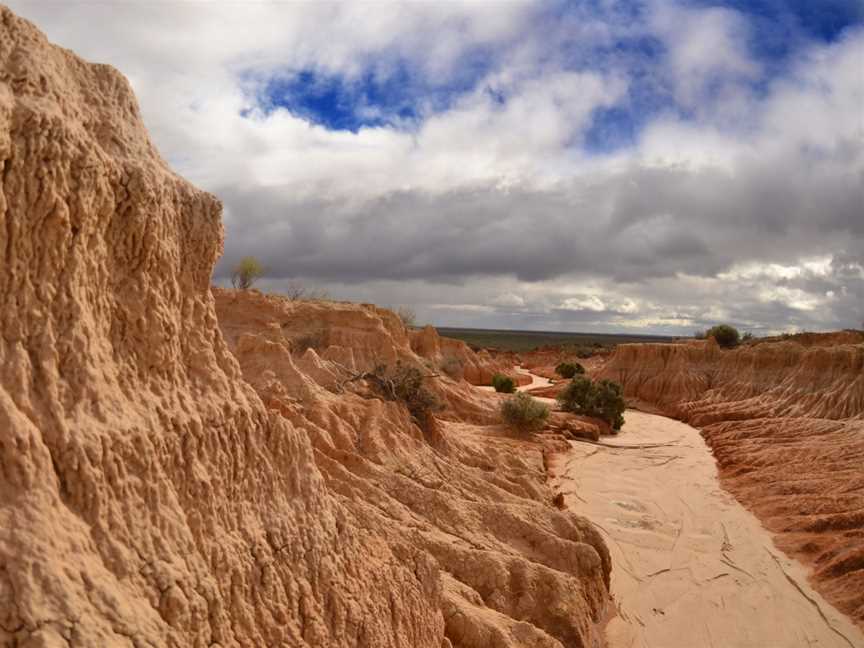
[0,8,610,646]
[595,334,864,628]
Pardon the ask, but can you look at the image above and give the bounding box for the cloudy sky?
[12,0,863,334]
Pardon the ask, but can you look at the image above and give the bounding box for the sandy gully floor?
[548,409,864,648]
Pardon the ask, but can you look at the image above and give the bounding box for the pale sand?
[549,409,864,648]
[477,366,555,394]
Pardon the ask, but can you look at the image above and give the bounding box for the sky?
[11,0,864,335]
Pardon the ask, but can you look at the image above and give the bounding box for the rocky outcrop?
[596,335,864,627]
[0,9,610,647]
[214,288,612,647]
[412,326,531,387]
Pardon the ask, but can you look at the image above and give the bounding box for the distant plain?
[436,327,679,352]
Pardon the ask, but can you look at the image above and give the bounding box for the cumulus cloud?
[10,0,863,334]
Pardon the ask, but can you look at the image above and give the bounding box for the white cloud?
[561,296,608,312]
[8,1,862,334]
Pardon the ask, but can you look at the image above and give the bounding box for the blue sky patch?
[247,0,863,145]
[258,49,495,132]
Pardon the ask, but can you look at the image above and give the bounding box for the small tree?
[396,306,417,328]
[491,373,516,393]
[555,362,585,379]
[705,324,740,348]
[557,375,626,431]
[231,256,264,290]
[501,392,549,433]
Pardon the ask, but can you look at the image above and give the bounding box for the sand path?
[547,409,864,648]
[475,365,555,395]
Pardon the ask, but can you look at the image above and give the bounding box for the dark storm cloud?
[214,145,863,291]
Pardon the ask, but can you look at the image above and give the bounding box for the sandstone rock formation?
[413,327,531,387]
[596,334,864,628]
[214,288,612,647]
[0,9,610,647]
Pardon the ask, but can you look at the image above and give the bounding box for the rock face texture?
[413,327,531,387]
[0,9,610,647]
[596,335,864,628]
[214,288,612,648]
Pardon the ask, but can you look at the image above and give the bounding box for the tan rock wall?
[0,9,610,647]
[596,335,864,627]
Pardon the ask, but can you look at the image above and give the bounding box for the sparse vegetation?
[557,376,626,430]
[555,362,585,378]
[694,324,741,348]
[284,281,331,302]
[396,306,417,328]
[231,256,264,290]
[371,362,441,423]
[705,324,740,348]
[500,392,549,433]
[491,373,516,393]
[436,327,677,353]
[567,344,598,359]
[440,355,464,380]
[292,330,326,353]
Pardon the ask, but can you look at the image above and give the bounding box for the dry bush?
[284,281,331,302]
[292,330,326,353]
[440,355,464,380]
[395,306,417,328]
[370,362,441,425]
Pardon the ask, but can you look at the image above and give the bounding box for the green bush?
[555,362,585,379]
[231,256,264,290]
[491,373,517,393]
[501,392,550,433]
[705,324,740,348]
[591,380,626,430]
[557,376,626,430]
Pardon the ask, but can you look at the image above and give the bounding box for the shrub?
[285,281,331,302]
[705,324,740,348]
[501,392,549,433]
[557,376,626,430]
[372,362,441,422]
[292,330,326,353]
[396,306,417,328]
[231,256,264,290]
[591,379,626,430]
[491,373,516,393]
[555,362,585,379]
[440,355,464,380]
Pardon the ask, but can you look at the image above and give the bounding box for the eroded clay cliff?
[0,9,610,647]
[596,334,864,627]
[214,288,612,647]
